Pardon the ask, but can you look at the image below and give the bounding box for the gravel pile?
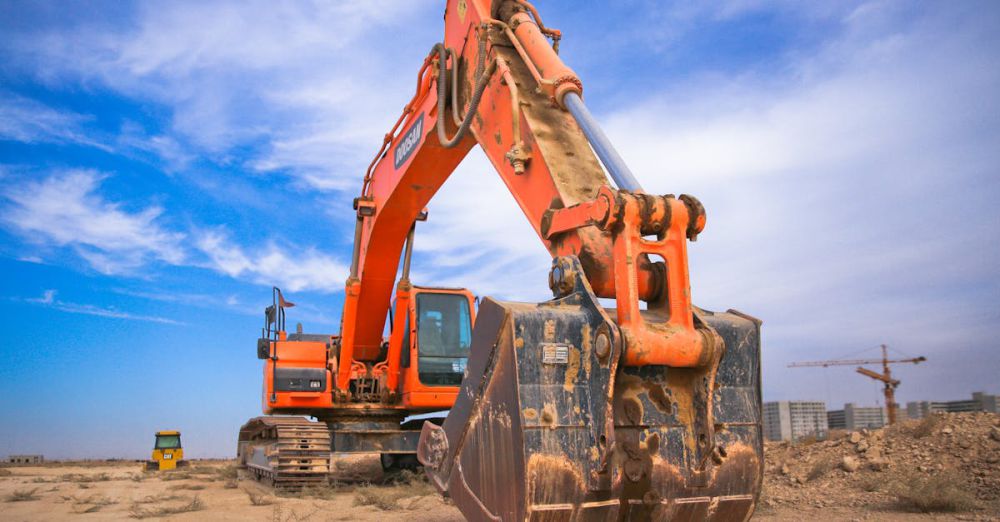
[762,411,1000,516]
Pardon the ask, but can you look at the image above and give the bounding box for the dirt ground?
[0,458,462,522]
[1,413,998,521]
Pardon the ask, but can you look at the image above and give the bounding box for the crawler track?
[237,416,331,490]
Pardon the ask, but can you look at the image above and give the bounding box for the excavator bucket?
[418,257,763,521]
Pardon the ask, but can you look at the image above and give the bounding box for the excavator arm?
[334,1,764,519]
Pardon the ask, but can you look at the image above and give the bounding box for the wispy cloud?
[25,289,183,325]
[1,169,185,274]
[2,170,349,292]
[3,0,433,190]
[0,92,112,151]
[195,230,348,293]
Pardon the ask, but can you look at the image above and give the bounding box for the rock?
[780,464,790,475]
[990,426,1000,442]
[867,447,882,461]
[856,441,869,452]
[841,456,860,472]
[849,432,862,444]
[942,426,953,434]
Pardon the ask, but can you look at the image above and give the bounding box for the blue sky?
[1,1,998,458]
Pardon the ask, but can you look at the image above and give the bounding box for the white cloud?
[25,289,182,325]
[196,230,348,293]
[1,169,185,274]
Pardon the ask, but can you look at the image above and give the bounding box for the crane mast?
[789,344,927,424]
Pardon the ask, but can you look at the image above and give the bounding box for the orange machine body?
[262,286,475,415]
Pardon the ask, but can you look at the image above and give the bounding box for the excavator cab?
[257,286,474,414]
[398,287,475,408]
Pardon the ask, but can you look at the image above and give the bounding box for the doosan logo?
[394,113,424,169]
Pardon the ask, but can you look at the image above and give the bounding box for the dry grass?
[128,495,205,519]
[5,488,41,502]
[912,414,942,438]
[889,469,978,512]
[243,487,275,506]
[352,472,436,511]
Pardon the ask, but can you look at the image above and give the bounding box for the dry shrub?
[0,468,11,477]
[890,470,978,512]
[216,464,239,481]
[387,469,435,495]
[77,483,91,489]
[353,485,406,511]
[5,488,40,502]
[290,481,353,500]
[169,482,207,491]
[61,472,111,483]
[243,487,275,506]
[132,493,183,504]
[71,494,117,513]
[793,434,821,447]
[353,470,436,510]
[271,504,321,522]
[806,457,836,482]
[160,470,193,481]
[912,414,942,439]
[128,496,205,519]
[856,474,882,493]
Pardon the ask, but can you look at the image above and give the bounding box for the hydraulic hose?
[435,39,494,148]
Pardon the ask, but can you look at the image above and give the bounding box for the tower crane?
[788,344,926,424]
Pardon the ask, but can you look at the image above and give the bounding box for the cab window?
[416,293,471,385]
[155,435,181,449]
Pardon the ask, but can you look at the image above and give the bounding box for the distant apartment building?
[763,401,828,441]
[5,454,44,465]
[906,391,998,419]
[827,403,886,431]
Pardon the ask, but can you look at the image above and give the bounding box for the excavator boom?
[243,1,764,518]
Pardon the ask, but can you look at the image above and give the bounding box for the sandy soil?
[0,459,462,521]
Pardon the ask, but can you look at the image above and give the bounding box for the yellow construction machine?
[145,430,187,471]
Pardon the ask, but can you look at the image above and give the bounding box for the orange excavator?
[237,1,763,520]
